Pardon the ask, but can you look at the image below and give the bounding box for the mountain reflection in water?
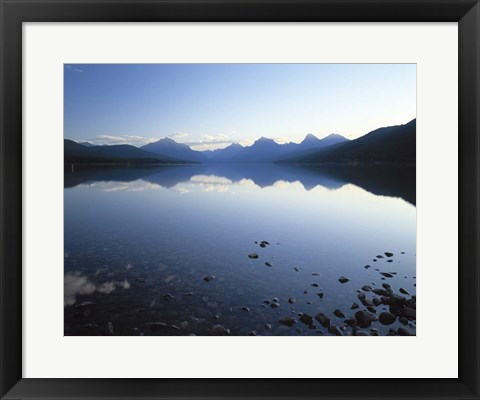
[64,164,415,205]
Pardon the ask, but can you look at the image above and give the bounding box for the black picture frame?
[1,1,479,399]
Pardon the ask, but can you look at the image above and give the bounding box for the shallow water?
[64,164,416,336]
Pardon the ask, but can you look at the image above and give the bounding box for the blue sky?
[64,64,415,150]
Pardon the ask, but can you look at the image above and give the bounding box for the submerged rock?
[385,252,394,257]
[380,272,394,278]
[210,325,230,336]
[345,317,357,327]
[328,325,343,336]
[354,330,370,336]
[288,297,296,304]
[145,322,167,332]
[354,310,377,328]
[299,313,314,326]
[203,275,215,282]
[338,276,350,284]
[397,327,415,336]
[265,262,272,267]
[105,322,114,336]
[402,307,416,320]
[361,298,374,307]
[399,288,410,295]
[351,302,360,310]
[241,306,250,312]
[294,267,301,272]
[248,253,259,259]
[279,317,296,327]
[333,309,345,318]
[315,312,330,328]
[316,292,324,299]
[389,294,407,306]
[362,285,373,292]
[312,272,321,276]
[379,312,396,325]
[163,293,175,301]
[311,283,320,287]
[372,288,388,296]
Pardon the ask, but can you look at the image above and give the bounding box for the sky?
[64,64,416,151]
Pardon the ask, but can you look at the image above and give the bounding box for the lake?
[64,164,416,336]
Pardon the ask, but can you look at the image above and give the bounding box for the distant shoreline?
[64,162,196,166]
[65,161,415,167]
[276,161,416,167]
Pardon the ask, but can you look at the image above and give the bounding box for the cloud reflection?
[65,164,416,205]
[64,271,130,307]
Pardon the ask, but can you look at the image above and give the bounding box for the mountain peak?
[301,133,319,143]
[141,137,208,163]
[228,143,243,149]
[254,137,277,145]
[324,133,347,140]
[161,137,177,143]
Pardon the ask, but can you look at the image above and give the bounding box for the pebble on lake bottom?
[279,317,296,327]
[210,325,230,336]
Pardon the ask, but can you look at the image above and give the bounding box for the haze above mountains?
[65,119,416,165]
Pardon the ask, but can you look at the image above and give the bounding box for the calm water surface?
[64,164,416,336]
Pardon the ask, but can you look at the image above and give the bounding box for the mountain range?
[279,119,416,164]
[202,133,348,163]
[64,139,188,165]
[64,119,416,165]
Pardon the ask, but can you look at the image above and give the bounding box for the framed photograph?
[1,0,479,399]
